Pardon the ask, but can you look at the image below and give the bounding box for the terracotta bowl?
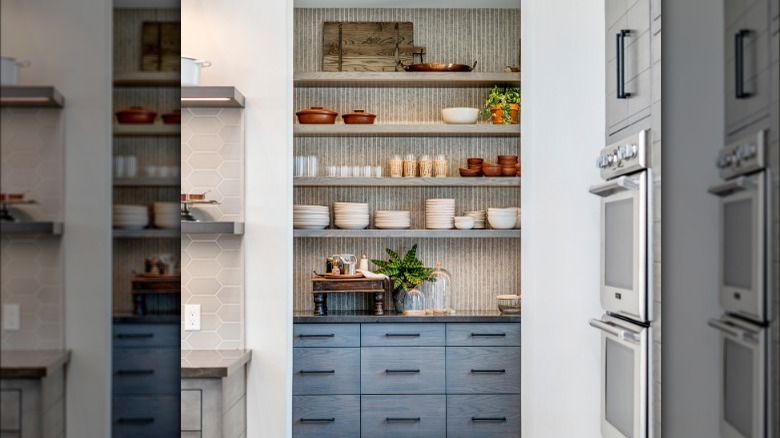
[116,106,157,124]
[482,165,502,177]
[459,168,482,177]
[342,109,376,124]
[296,107,337,124]
[502,167,517,177]
[162,110,181,124]
[497,155,518,162]
[467,158,484,164]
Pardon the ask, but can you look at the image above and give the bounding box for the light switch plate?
[3,304,20,331]
[184,304,200,331]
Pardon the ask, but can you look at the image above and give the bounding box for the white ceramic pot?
[1,56,30,85]
[181,57,211,86]
[441,107,479,124]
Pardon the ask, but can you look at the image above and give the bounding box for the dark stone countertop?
[113,312,179,324]
[1,349,71,378]
[293,310,521,323]
[181,349,252,379]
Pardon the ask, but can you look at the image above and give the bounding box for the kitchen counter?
[293,310,520,323]
[0,349,71,378]
[181,349,252,378]
[112,312,179,324]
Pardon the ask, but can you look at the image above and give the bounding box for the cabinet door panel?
[447,394,522,438]
[360,395,446,438]
[293,348,360,395]
[112,348,181,395]
[361,323,444,347]
[293,324,360,348]
[112,395,180,437]
[361,347,445,394]
[446,347,521,394]
[446,323,521,347]
[293,395,360,438]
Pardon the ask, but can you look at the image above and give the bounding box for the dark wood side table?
[311,276,391,316]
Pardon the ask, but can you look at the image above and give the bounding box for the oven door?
[590,170,650,322]
[589,315,649,438]
[708,171,767,321]
[708,315,768,437]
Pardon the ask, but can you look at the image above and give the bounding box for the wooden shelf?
[181,86,245,108]
[294,229,520,238]
[113,72,180,87]
[112,228,180,238]
[0,86,64,108]
[294,123,519,137]
[113,177,179,187]
[294,71,520,88]
[181,221,244,235]
[0,222,63,235]
[294,177,520,187]
[113,124,180,136]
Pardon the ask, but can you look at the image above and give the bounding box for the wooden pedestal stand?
[311,275,391,316]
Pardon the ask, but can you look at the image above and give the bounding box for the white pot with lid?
[181,57,211,86]
[1,56,31,85]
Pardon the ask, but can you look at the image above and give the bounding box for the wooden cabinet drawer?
[361,347,445,394]
[0,389,20,432]
[293,348,360,395]
[112,348,181,395]
[180,389,202,432]
[113,323,179,348]
[447,394,521,437]
[446,323,521,347]
[361,323,444,347]
[293,324,360,348]
[446,347,521,394]
[292,395,360,438]
[360,395,445,438]
[112,395,180,437]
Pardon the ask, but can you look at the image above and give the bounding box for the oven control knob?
[631,144,638,157]
[749,143,757,157]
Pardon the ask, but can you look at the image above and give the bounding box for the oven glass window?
[605,198,634,290]
[723,198,753,289]
[606,338,634,437]
[724,338,753,436]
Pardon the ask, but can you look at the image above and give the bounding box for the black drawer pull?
[116,369,154,376]
[386,417,421,422]
[300,418,335,423]
[471,369,506,374]
[117,417,154,425]
[299,334,335,338]
[116,333,154,339]
[385,333,421,337]
[300,370,335,374]
[472,417,507,423]
[385,369,420,374]
[735,29,751,99]
[470,333,506,337]
[616,29,631,99]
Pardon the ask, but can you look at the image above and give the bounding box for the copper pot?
[296,107,337,124]
[116,106,157,124]
[399,61,477,72]
[342,109,376,124]
[162,110,180,124]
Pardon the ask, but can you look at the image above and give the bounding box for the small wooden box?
[131,275,181,315]
[311,276,391,316]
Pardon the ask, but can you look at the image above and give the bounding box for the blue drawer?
[112,395,180,437]
[361,323,445,347]
[293,324,360,348]
[361,347,445,394]
[293,348,360,395]
[112,348,180,395]
[446,323,521,347]
[360,395,446,438]
[293,395,360,438]
[446,347,521,394]
[447,394,521,437]
[113,323,179,348]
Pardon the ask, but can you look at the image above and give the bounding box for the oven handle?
[707,318,759,345]
[707,176,756,196]
[588,318,640,344]
[588,176,639,197]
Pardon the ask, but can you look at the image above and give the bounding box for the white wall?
[182,1,294,436]
[520,0,604,436]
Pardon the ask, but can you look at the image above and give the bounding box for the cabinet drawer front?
[294,324,360,348]
[113,323,179,348]
[447,394,521,438]
[446,347,521,394]
[360,323,444,347]
[293,348,360,395]
[0,389,21,431]
[112,349,181,395]
[360,395,446,438]
[361,347,445,394]
[180,389,202,432]
[293,395,360,438]
[446,323,521,347]
[112,395,180,437]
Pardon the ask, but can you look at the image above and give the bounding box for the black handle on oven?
[735,30,751,99]
[616,29,631,99]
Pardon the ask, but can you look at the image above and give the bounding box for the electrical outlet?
[3,304,20,331]
[184,304,200,331]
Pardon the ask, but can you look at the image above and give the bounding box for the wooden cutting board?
[323,21,414,72]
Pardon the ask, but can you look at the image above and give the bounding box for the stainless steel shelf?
[113,72,180,87]
[181,86,245,108]
[112,228,180,238]
[293,123,520,137]
[294,71,520,88]
[113,124,180,136]
[181,221,244,235]
[293,229,520,238]
[294,177,520,187]
[0,222,63,235]
[0,86,64,108]
[113,177,179,187]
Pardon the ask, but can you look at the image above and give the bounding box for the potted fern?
[371,244,432,313]
[481,85,521,124]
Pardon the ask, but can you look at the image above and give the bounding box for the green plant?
[481,85,521,124]
[371,244,432,291]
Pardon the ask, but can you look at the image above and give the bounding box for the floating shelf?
[294,124,519,137]
[294,71,520,88]
[0,222,63,235]
[113,177,179,187]
[113,71,180,87]
[181,86,245,108]
[294,177,520,187]
[112,228,180,238]
[113,124,180,136]
[182,221,244,235]
[0,86,64,108]
[294,229,520,238]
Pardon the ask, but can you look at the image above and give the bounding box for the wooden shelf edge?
[293,229,521,238]
[293,177,520,187]
[293,123,520,137]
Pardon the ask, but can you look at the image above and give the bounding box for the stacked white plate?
[425,198,455,229]
[334,202,369,229]
[154,202,180,228]
[514,207,522,229]
[113,204,149,230]
[374,210,411,229]
[487,207,518,229]
[463,210,486,229]
[293,204,330,229]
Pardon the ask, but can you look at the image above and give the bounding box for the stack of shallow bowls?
[293,205,330,229]
[464,210,486,229]
[487,207,518,229]
[154,202,180,228]
[113,205,149,230]
[497,155,519,177]
[453,216,475,230]
[374,210,411,229]
[334,202,369,229]
[425,198,456,229]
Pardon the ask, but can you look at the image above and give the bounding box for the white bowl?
[488,215,517,229]
[441,107,479,124]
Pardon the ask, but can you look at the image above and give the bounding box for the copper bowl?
[162,110,180,124]
[459,168,482,177]
[482,164,502,177]
[342,109,376,124]
[116,106,157,124]
[467,158,484,164]
[497,155,518,162]
[502,167,518,177]
[296,107,337,124]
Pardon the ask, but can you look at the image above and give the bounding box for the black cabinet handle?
[471,369,506,374]
[300,418,335,423]
[470,332,506,337]
[116,333,153,339]
[299,334,335,338]
[117,417,154,425]
[616,29,631,99]
[472,417,508,423]
[299,370,335,374]
[386,417,421,422]
[385,369,420,374]
[735,29,751,98]
[385,333,421,337]
[116,369,154,376]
